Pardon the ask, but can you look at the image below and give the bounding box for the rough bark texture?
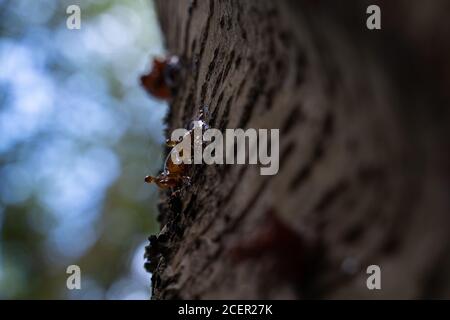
[148,0,450,299]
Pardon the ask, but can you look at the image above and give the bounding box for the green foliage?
[0,0,165,299]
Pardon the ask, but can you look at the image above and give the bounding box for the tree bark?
[147,0,450,299]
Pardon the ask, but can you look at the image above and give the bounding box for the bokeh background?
[0,0,166,299]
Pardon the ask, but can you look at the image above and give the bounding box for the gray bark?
[147,0,450,299]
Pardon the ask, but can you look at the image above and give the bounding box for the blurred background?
[0,0,166,299]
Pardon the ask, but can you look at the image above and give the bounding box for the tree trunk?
[147,0,450,299]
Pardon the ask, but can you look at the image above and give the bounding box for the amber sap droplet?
[140,58,172,100]
[229,209,308,283]
[165,138,178,148]
[145,148,188,189]
[140,56,181,100]
[144,105,209,190]
[145,174,181,189]
[165,156,185,175]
